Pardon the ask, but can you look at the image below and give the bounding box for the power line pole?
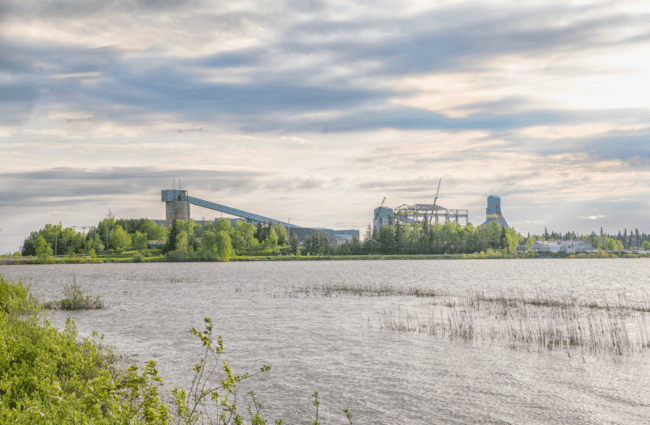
[55,234,58,256]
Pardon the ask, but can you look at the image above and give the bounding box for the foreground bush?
[0,277,353,424]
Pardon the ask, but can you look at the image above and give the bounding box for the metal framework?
[187,197,300,228]
[393,203,469,226]
[161,189,300,228]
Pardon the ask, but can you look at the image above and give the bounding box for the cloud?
[0,166,274,208]
[2,0,650,251]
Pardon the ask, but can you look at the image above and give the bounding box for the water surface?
[2,259,649,424]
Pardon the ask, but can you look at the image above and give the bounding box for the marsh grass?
[288,282,444,298]
[283,282,650,356]
[378,290,650,356]
[123,276,201,283]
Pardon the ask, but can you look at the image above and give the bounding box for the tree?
[137,219,166,240]
[197,230,218,259]
[109,225,130,253]
[216,231,233,261]
[642,240,650,251]
[264,227,279,248]
[162,220,181,254]
[303,236,313,254]
[488,221,501,249]
[35,236,53,262]
[504,228,522,254]
[525,236,536,250]
[132,231,148,251]
[378,225,396,254]
[290,232,300,254]
[215,218,234,237]
[604,237,616,251]
[350,234,361,255]
[395,221,405,254]
[254,221,265,243]
[274,223,288,246]
[234,221,256,251]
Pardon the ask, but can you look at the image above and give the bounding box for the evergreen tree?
[290,232,300,254]
[395,221,405,254]
[378,225,396,254]
[162,220,180,254]
[254,221,264,242]
[350,234,361,255]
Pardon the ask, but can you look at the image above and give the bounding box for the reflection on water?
[2,259,650,424]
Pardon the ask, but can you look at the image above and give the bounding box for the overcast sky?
[2,0,650,252]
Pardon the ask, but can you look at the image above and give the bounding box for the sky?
[1,0,650,252]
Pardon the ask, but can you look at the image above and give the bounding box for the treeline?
[360,220,522,255]
[20,213,526,261]
[161,218,300,261]
[21,211,166,257]
[529,227,650,251]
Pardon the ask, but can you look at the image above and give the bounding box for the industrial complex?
[157,182,509,243]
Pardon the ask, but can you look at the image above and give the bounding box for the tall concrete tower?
[481,195,509,228]
[162,190,190,227]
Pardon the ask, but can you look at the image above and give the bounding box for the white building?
[333,234,353,245]
[528,239,595,254]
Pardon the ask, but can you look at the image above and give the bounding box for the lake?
[2,259,649,424]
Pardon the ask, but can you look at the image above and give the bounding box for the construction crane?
[429,179,441,224]
[379,197,386,208]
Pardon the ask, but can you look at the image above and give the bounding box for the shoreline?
[2,252,649,265]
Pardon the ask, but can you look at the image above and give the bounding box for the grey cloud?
[0,166,273,208]
[586,136,650,164]
[281,6,647,75]
[0,0,190,20]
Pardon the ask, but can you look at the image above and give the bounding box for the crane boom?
[429,179,441,224]
[379,197,386,208]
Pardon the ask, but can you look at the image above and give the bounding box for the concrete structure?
[481,196,509,228]
[162,190,190,227]
[373,206,395,230]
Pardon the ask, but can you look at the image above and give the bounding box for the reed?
[291,282,445,298]
[378,291,650,356]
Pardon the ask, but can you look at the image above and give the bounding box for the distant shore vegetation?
[4,212,650,264]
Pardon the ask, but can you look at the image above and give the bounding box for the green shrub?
[44,276,104,310]
[1,277,354,424]
[0,276,36,315]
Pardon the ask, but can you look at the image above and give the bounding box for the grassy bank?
[2,250,648,265]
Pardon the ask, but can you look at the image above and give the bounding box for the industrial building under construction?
[373,180,470,229]
[373,181,509,230]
